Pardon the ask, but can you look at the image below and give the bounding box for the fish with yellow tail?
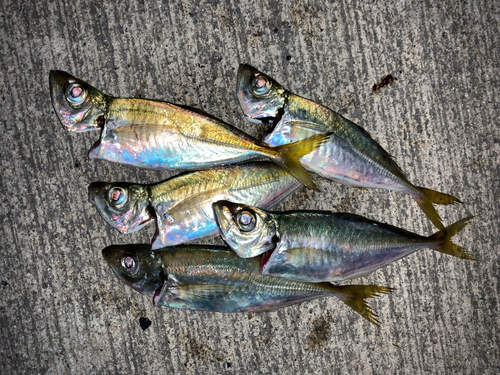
[102,244,394,325]
[213,201,475,283]
[50,70,330,189]
[88,163,303,249]
[237,64,462,228]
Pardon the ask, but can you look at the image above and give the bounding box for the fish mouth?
[49,70,57,103]
[88,181,107,204]
[237,64,266,123]
[212,201,228,228]
[49,70,72,102]
[212,201,237,237]
[101,245,115,264]
[236,64,255,95]
[101,245,128,266]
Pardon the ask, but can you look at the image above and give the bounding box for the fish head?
[237,64,286,123]
[212,200,277,258]
[88,182,154,233]
[102,244,164,294]
[50,70,109,132]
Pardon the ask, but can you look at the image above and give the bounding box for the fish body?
[102,244,393,324]
[213,201,475,283]
[88,163,302,249]
[237,65,461,228]
[50,70,328,189]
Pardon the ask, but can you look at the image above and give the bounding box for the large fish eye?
[236,210,256,232]
[108,187,127,207]
[66,83,86,105]
[121,255,138,273]
[251,75,271,95]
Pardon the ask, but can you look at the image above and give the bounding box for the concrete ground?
[1,0,499,373]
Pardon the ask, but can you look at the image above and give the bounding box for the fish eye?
[251,75,270,95]
[236,210,256,232]
[121,255,138,273]
[108,187,127,207]
[66,83,86,105]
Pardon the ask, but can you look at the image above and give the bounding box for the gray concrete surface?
[1,0,499,373]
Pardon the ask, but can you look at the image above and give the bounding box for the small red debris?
[372,74,394,92]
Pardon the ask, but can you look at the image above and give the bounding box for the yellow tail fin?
[413,186,462,229]
[271,133,332,190]
[327,284,394,326]
[429,216,476,260]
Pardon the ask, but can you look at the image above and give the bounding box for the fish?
[88,162,302,249]
[102,244,394,325]
[50,70,330,189]
[237,64,461,229]
[212,201,475,283]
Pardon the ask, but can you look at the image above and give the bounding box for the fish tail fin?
[271,133,332,190]
[327,284,394,326]
[428,216,476,260]
[413,186,462,229]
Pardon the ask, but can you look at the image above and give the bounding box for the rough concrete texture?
[1,0,499,374]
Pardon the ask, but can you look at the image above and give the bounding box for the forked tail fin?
[413,186,462,229]
[327,284,394,326]
[271,133,332,190]
[428,216,476,260]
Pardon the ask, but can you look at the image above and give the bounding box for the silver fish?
[213,201,475,283]
[50,70,330,190]
[88,163,302,249]
[102,244,393,325]
[237,64,461,229]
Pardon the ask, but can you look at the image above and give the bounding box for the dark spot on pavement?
[306,315,331,350]
[372,74,394,91]
[139,317,151,331]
